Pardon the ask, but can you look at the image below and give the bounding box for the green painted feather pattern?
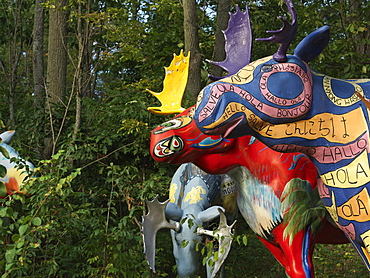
[280,178,327,244]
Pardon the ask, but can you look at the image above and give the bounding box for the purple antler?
[256,0,298,62]
[207,5,252,80]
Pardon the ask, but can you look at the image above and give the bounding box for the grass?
[314,244,368,278]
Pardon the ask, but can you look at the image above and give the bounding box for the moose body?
[143,162,237,278]
[194,24,370,270]
[166,162,236,278]
[151,107,347,277]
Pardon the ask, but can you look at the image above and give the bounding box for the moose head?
[151,106,237,174]
[194,0,370,271]
[144,52,237,278]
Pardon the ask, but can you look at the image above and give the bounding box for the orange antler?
[147,50,190,115]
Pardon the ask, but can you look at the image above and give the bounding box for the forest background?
[0,0,369,277]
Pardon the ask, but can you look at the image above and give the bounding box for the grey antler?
[142,196,180,272]
[197,209,236,278]
[256,0,298,62]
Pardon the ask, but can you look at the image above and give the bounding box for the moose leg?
[278,226,315,278]
[258,224,314,278]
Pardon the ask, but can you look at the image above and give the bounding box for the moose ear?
[165,202,183,221]
[294,25,330,63]
[0,130,15,144]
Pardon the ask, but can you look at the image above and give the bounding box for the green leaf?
[19,224,29,236]
[11,234,20,242]
[207,258,214,267]
[214,251,219,261]
[0,165,7,178]
[0,207,6,217]
[6,207,13,217]
[5,248,16,263]
[202,256,207,266]
[243,235,248,246]
[181,240,189,248]
[0,146,10,159]
[0,182,7,197]
[32,217,42,226]
[17,239,25,248]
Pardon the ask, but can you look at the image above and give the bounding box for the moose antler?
[147,50,190,115]
[207,5,252,80]
[197,208,236,278]
[256,0,298,62]
[142,196,180,272]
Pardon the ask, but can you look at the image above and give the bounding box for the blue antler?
[256,0,298,62]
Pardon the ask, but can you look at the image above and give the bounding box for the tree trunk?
[46,0,68,105]
[33,0,45,159]
[183,0,202,99]
[72,1,84,145]
[209,0,230,79]
[348,0,370,57]
[7,4,23,128]
[33,0,45,110]
[72,0,91,144]
[45,0,69,158]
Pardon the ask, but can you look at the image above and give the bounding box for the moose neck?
[244,69,370,188]
[309,70,370,117]
[191,136,252,175]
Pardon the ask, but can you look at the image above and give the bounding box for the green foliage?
[0,146,9,160]
[0,145,172,277]
[0,183,6,197]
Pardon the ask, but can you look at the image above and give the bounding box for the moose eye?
[188,107,195,118]
[261,65,272,72]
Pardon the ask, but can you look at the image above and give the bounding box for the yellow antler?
[147,50,190,115]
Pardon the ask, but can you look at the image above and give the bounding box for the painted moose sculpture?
[150,106,347,277]
[0,130,34,197]
[147,6,347,277]
[142,162,237,278]
[194,0,370,272]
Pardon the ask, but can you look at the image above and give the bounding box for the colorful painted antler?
[207,5,252,80]
[256,0,297,62]
[147,50,190,115]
